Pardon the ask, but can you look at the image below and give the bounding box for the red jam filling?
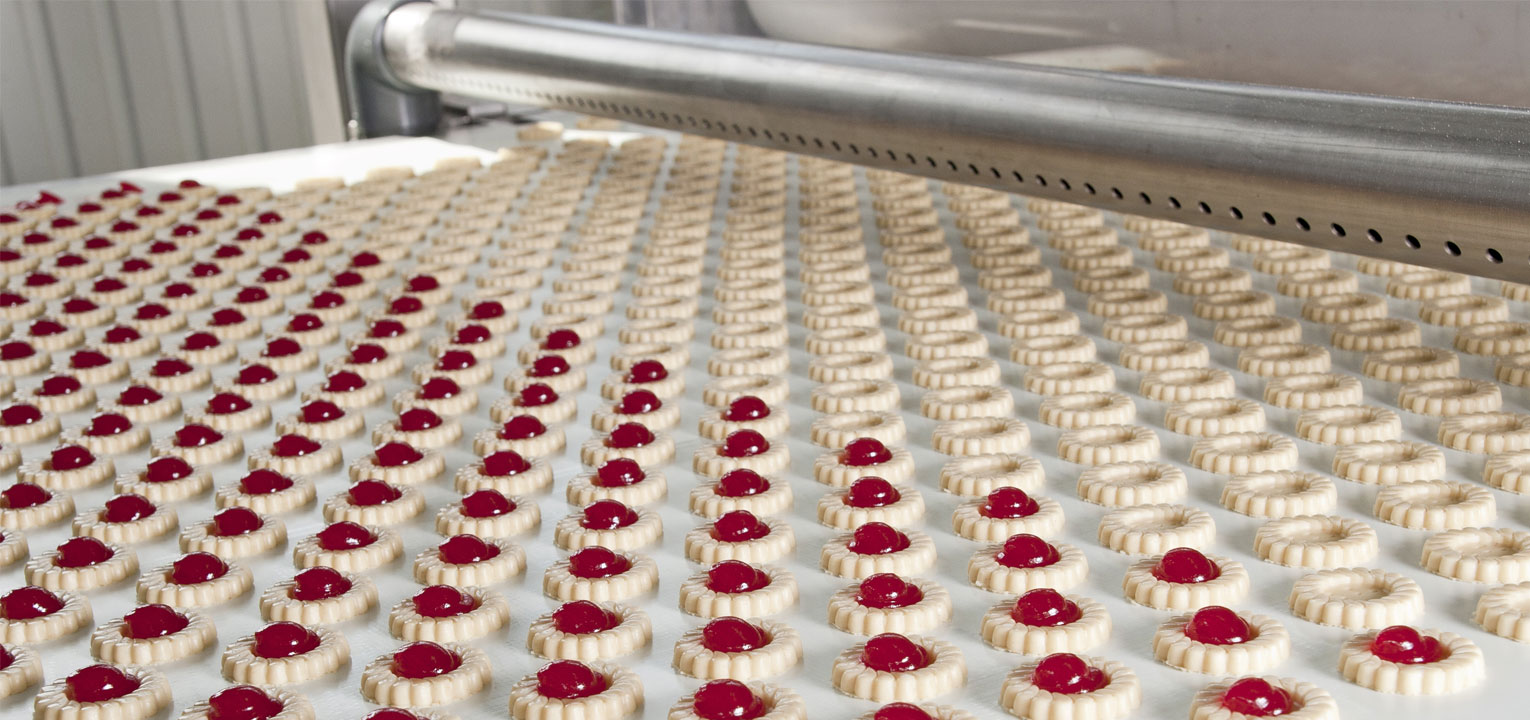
[469,301,505,320]
[1370,625,1447,664]
[543,329,581,349]
[0,586,64,619]
[271,434,321,457]
[715,469,769,496]
[55,536,114,568]
[435,350,476,371]
[847,522,910,555]
[1012,588,1082,627]
[235,364,280,386]
[300,231,329,246]
[1,483,52,510]
[397,408,443,432]
[174,424,223,448]
[529,355,570,377]
[719,430,769,458]
[38,376,84,398]
[499,415,547,440]
[860,633,930,672]
[288,567,350,601]
[239,470,293,495]
[693,679,766,720]
[388,296,424,315]
[842,437,892,466]
[150,357,195,377]
[461,489,514,518]
[209,507,263,537]
[995,534,1060,569]
[104,326,143,344]
[701,617,767,653]
[101,494,156,523]
[438,535,499,564]
[169,552,228,585]
[1151,547,1220,584]
[372,442,423,467]
[324,371,366,393]
[580,499,639,530]
[368,319,407,339]
[29,319,70,337]
[724,396,770,422]
[1,342,36,362]
[310,291,346,310]
[536,660,606,699]
[143,457,194,484]
[480,450,530,476]
[856,573,923,609]
[315,521,375,551]
[1,404,43,426]
[206,685,284,720]
[84,413,134,437]
[552,601,619,634]
[391,642,460,679]
[1185,606,1253,645]
[711,510,770,542]
[50,445,96,471]
[210,309,247,326]
[706,560,771,594]
[594,458,644,487]
[69,350,113,370]
[120,604,187,639]
[517,383,558,407]
[299,400,344,424]
[981,486,1040,518]
[567,546,629,578]
[262,338,302,359]
[844,476,900,508]
[453,325,490,344]
[233,287,270,305]
[625,360,667,383]
[419,377,461,400]
[348,479,402,506]
[617,390,661,415]
[64,665,139,703]
[205,393,253,415]
[251,621,320,658]
[405,275,439,293]
[134,302,173,320]
[1221,677,1293,717]
[287,314,323,333]
[873,703,936,720]
[412,585,477,618]
[1031,653,1108,694]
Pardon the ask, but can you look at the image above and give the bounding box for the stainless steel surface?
[369,4,1530,283]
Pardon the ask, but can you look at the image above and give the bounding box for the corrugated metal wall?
[0,0,345,186]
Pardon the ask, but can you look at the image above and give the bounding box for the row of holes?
[470,79,1519,268]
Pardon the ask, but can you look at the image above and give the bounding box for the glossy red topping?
[235,364,279,386]
[404,275,439,293]
[844,477,900,508]
[0,404,43,426]
[1221,677,1293,717]
[604,423,653,449]
[388,296,424,315]
[169,552,228,584]
[994,533,1060,568]
[271,434,321,457]
[29,319,69,337]
[309,291,345,309]
[516,383,558,407]
[24,272,58,287]
[460,489,515,518]
[714,469,768,497]
[0,342,35,362]
[315,521,374,551]
[332,271,366,288]
[83,413,134,437]
[1184,606,1252,645]
[102,494,155,523]
[719,429,769,458]
[262,338,302,359]
[706,560,771,594]
[151,357,196,377]
[207,685,284,720]
[350,251,382,268]
[324,371,366,393]
[711,510,770,542]
[981,486,1040,518]
[235,229,266,243]
[1012,588,1081,627]
[435,350,476,371]
[551,601,619,634]
[143,456,194,483]
[300,230,329,246]
[1,483,51,510]
[499,415,547,440]
[69,350,113,370]
[60,297,100,315]
[288,567,350,601]
[235,290,270,308]
[286,314,323,333]
[543,328,581,349]
[872,704,936,720]
[348,479,402,506]
[580,499,639,530]
[397,408,442,432]
[50,445,96,471]
[847,522,910,555]
[842,437,893,466]
[1151,547,1220,584]
[413,585,477,618]
[1370,625,1447,664]
[210,309,247,326]
[1031,653,1108,694]
[693,679,766,720]
[134,302,173,320]
[239,470,293,495]
[701,617,766,653]
[90,276,126,292]
[860,633,929,672]
[594,458,644,487]
[625,359,666,383]
[0,586,64,619]
[617,390,661,415]
[856,573,923,609]
[438,535,499,564]
[391,641,459,679]
[537,660,607,699]
[190,263,221,278]
[214,194,241,206]
[279,248,312,265]
[104,325,143,344]
[298,400,344,424]
[368,319,407,339]
[55,536,114,568]
[118,385,163,407]
[204,392,253,415]
[724,396,770,422]
[171,224,200,237]
[480,450,530,476]
[175,424,223,448]
[418,377,460,400]
[453,325,491,344]
[251,621,320,658]
[567,546,629,578]
[65,665,139,703]
[121,604,187,639]
[469,301,505,319]
[209,507,263,537]
[528,355,570,377]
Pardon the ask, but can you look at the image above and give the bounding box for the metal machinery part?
[349,1,1530,283]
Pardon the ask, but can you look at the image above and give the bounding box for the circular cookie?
[259,567,378,624]
[89,603,216,665]
[822,523,935,579]
[829,633,965,702]
[1419,527,1530,583]
[388,585,511,643]
[1254,516,1379,568]
[526,601,652,661]
[979,589,1111,655]
[1336,626,1484,695]
[999,654,1141,720]
[221,622,349,685]
[360,641,492,708]
[136,552,253,608]
[678,561,798,618]
[32,665,171,720]
[1122,548,1251,611]
[1152,607,1291,674]
[0,585,92,642]
[507,660,641,720]
[1289,568,1424,630]
[1098,504,1216,555]
[968,535,1088,594]
[673,616,802,681]
[1188,677,1338,720]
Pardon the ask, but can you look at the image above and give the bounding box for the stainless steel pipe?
[363,2,1530,282]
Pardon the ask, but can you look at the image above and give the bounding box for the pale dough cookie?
[979,591,1111,655]
[221,623,349,684]
[1484,450,1530,493]
[1437,411,1530,454]
[1295,405,1402,445]
[920,385,1014,421]
[32,665,171,720]
[939,454,1044,496]
[1474,582,1530,642]
[689,470,793,519]
[179,509,286,560]
[669,681,805,720]
[360,641,492,708]
[911,357,1000,390]
[526,601,651,661]
[1152,608,1291,674]
[1189,433,1299,475]
[673,617,802,681]
[89,604,216,665]
[388,586,510,643]
[819,479,927,529]
[933,417,1030,456]
[136,552,253,608]
[579,426,677,468]
[815,442,916,487]
[1419,527,1530,583]
[1289,568,1424,630]
[453,453,553,495]
[0,586,91,642]
[685,512,796,565]
[246,436,342,477]
[1254,515,1379,568]
[507,660,642,720]
[701,375,786,408]
[1188,677,1339,720]
[827,575,952,636]
[259,567,378,624]
[1221,471,1338,518]
[0,528,26,566]
[412,535,527,585]
[25,537,139,591]
[0,481,75,529]
[999,654,1141,720]
[18,446,115,491]
[1057,425,1158,466]
[0,642,42,698]
[808,351,893,383]
[823,524,936,579]
[1374,480,1496,530]
[176,687,314,720]
[678,562,798,618]
[216,471,317,515]
[436,489,542,537]
[1397,378,1501,416]
[812,379,902,415]
[553,501,664,551]
[692,432,791,478]
[950,489,1065,541]
[291,523,404,572]
[349,444,446,485]
[830,633,966,702]
[1038,392,1136,429]
[1263,373,1364,410]
[1337,627,1483,695]
[543,546,660,602]
[1098,504,1215,555]
[1331,440,1445,485]
[1165,398,1265,437]
[1141,368,1236,402]
[71,494,179,544]
[322,481,425,525]
[968,536,1089,594]
[1021,362,1115,396]
[811,412,907,450]
[1077,462,1187,507]
[1122,551,1250,611]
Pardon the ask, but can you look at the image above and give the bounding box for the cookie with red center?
[413,534,527,586]
[518,327,597,367]
[688,468,792,519]
[980,588,1112,655]
[854,703,977,720]
[0,402,61,444]
[63,411,148,455]
[136,551,253,608]
[967,533,1087,593]
[176,329,240,366]
[491,381,577,425]
[0,527,27,566]
[32,664,171,720]
[203,307,260,340]
[473,413,567,458]
[458,298,520,335]
[387,585,510,642]
[258,566,378,624]
[414,347,494,386]
[375,293,438,329]
[1152,606,1291,674]
[25,535,139,590]
[291,520,403,572]
[685,510,795,565]
[71,493,178,544]
[589,390,679,435]
[321,478,425,525]
[669,680,806,720]
[565,458,667,507]
[525,601,652,661]
[177,685,316,720]
[828,573,954,636]
[179,507,287,560]
[452,449,554,495]
[428,321,506,361]
[543,545,659,602]
[25,373,97,415]
[435,488,542,537]
[393,375,478,416]
[24,318,87,352]
[216,469,317,515]
[673,616,802,681]
[951,486,1066,541]
[830,632,966,702]
[697,395,791,442]
[20,443,115,490]
[818,476,926,529]
[694,429,791,477]
[89,603,216,665]
[814,437,916,487]
[821,522,935,580]
[55,347,129,385]
[1122,547,1252,610]
[0,339,51,376]
[349,442,446,485]
[1189,676,1339,720]
[275,399,364,440]
[506,659,641,720]
[1336,625,1485,694]
[221,620,349,685]
[151,422,245,465]
[188,390,271,433]
[255,335,318,373]
[360,641,491,708]
[1,481,76,529]
[0,585,92,642]
[246,433,342,476]
[302,369,384,410]
[103,382,179,422]
[553,500,663,551]
[0,642,43,698]
[373,407,464,449]
[678,560,798,619]
[506,354,588,395]
[600,358,686,401]
[356,317,420,354]
[304,289,359,325]
[999,653,1141,720]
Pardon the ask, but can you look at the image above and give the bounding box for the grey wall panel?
[43,0,142,175]
[177,0,265,160]
[0,0,78,184]
[241,0,315,152]
[113,0,206,167]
